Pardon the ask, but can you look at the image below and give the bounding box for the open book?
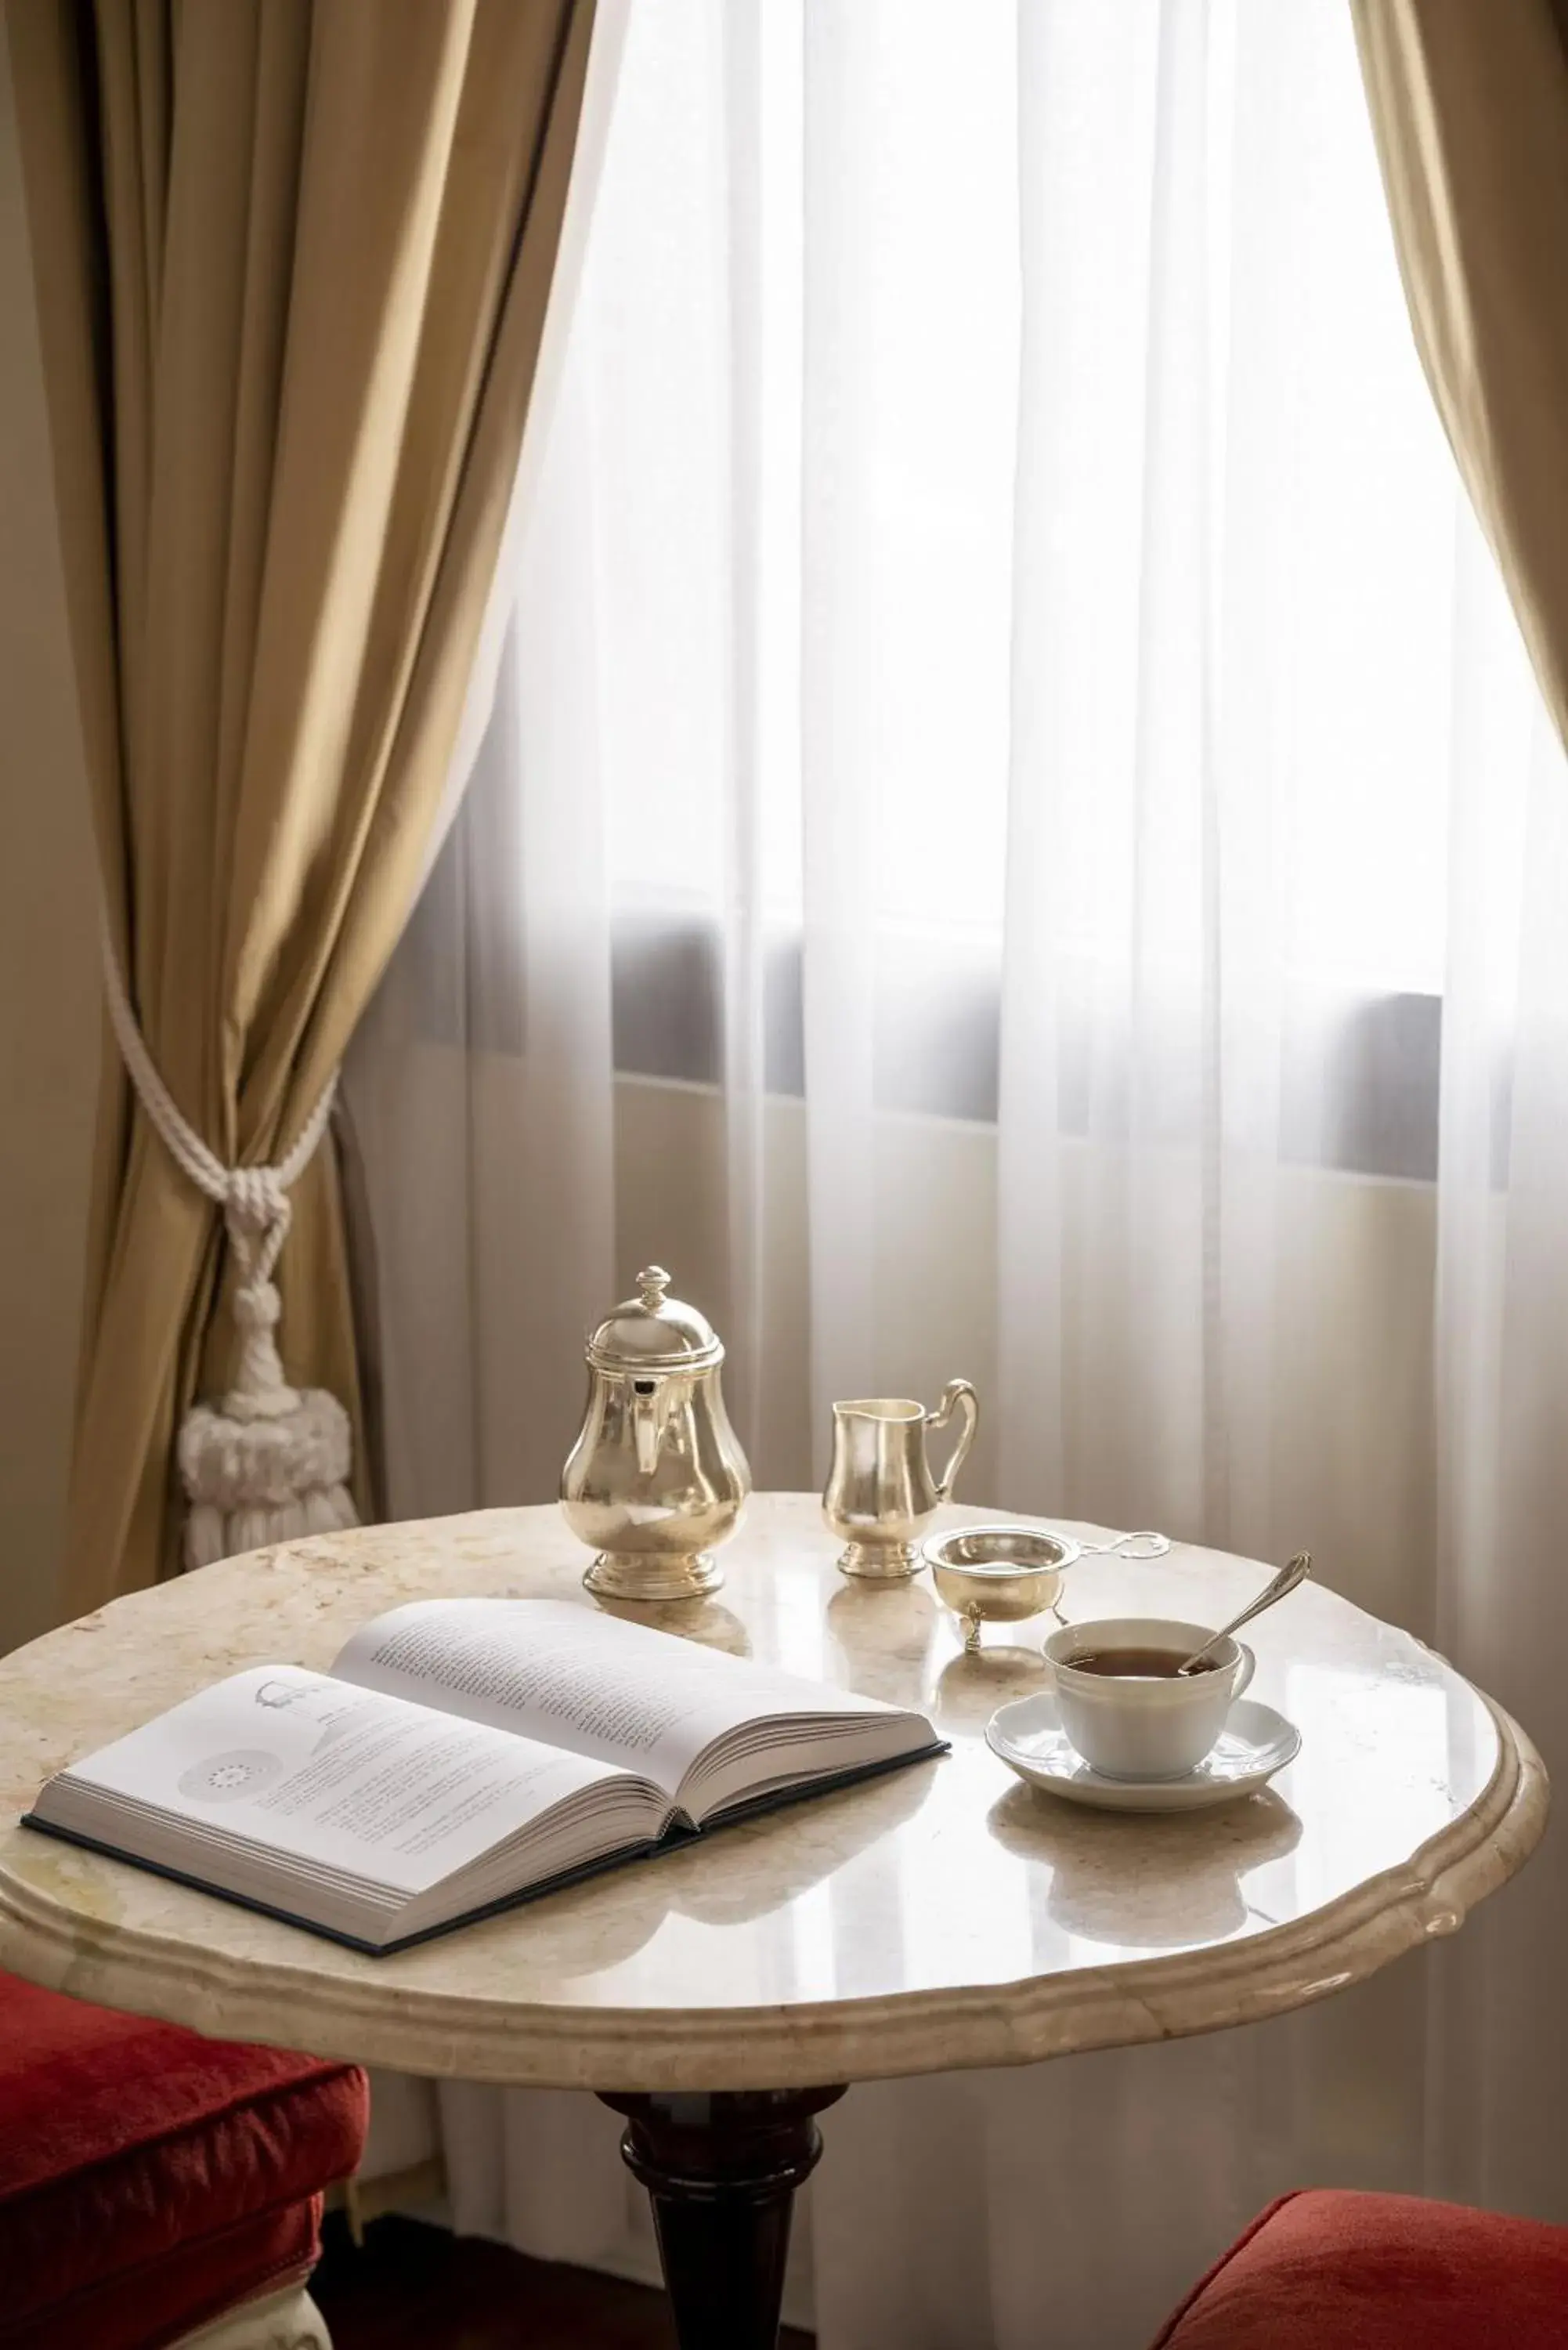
[23,1599,943,1954]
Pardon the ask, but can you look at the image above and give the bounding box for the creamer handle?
[927,1379,979,1503]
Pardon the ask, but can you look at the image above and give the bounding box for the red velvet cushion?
[1153,2188,1568,2349]
[0,1970,367,2350]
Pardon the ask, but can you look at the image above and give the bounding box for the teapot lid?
[587,1267,724,1373]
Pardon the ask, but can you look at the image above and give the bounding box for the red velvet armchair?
[0,1969,367,2350]
[1154,2189,1568,2348]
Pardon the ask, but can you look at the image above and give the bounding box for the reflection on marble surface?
[594,1592,753,1658]
[823,1578,942,1707]
[987,1783,1302,1950]
[0,1495,1543,2092]
[931,1644,1053,1733]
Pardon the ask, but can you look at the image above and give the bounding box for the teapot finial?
[637,1266,670,1309]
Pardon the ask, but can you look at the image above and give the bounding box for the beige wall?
[0,48,101,1655]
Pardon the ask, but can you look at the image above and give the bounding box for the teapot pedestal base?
[836,1540,923,1582]
[584,1550,725,1603]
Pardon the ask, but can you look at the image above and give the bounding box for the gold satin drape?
[1353,0,1568,747]
[5,0,597,1611]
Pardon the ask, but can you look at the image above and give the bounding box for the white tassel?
[178,1396,357,1567]
[99,916,359,1569]
[174,1171,359,1567]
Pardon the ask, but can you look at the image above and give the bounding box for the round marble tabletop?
[0,1496,1544,2092]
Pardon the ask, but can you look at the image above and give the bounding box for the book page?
[332,1599,897,1796]
[48,1665,652,1894]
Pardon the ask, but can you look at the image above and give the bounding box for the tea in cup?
[1042,1616,1254,1781]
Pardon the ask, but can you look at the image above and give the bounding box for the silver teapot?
[561,1266,751,1602]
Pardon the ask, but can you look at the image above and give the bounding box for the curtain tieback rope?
[100,919,359,1567]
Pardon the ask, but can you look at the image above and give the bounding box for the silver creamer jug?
[561,1266,751,1601]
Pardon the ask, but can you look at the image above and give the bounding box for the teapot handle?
[927,1379,979,1503]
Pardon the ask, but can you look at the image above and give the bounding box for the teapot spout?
[632,1385,662,1477]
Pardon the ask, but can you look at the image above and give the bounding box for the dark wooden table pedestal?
[600,2086,846,2349]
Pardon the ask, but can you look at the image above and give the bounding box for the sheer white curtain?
[344,1,1568,2341]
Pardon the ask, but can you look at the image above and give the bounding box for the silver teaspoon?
[1176,1551,1313,1676]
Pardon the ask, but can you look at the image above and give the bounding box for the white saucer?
[985,1692,1301,1813]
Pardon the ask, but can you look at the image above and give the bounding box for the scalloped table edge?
[0,1697,1545,2093]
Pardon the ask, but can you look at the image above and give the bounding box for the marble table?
[0,1496,1545,2348]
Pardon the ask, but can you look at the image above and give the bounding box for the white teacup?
[1042,1616,1255,1781]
